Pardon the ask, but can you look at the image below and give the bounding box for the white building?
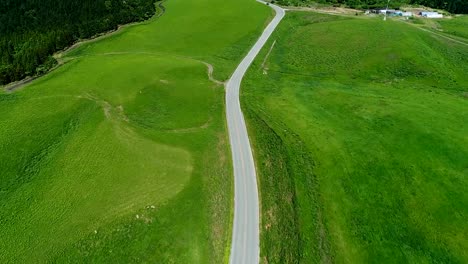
[420,11,443,18]
[380,9,396,14]
[402,12,413,17]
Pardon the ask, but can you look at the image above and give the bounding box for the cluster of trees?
[0,0,156,85]
[274,0,468,14]
[410,0,468,14]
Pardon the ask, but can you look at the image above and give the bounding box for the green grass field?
[437,15,468,40]
[242,12,468,263]
[408,15,468,44]
[0,0,271,262]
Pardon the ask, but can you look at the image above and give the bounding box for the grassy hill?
[0,0,271,262]
[242,11,468,263]
[436,15,468,40]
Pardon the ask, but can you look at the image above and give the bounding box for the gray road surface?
[226,2,285,264]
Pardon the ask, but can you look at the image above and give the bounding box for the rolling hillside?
[242,11,468,263]
[0,0,271,262]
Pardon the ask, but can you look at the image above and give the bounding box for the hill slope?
[242,11,468,263]
[0,0,271,262]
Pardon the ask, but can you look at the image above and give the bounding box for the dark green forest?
[275,0,468,13]
[0,0,156,85]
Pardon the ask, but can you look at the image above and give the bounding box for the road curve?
[226,2,285,264]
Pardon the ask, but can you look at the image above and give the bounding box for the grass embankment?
[0,0,271,262]
[242,12,468,263]
[437,15,468,40]
[407,15,468,45]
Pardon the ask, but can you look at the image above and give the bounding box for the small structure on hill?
[420,11,443,18]
[367,9,382,14]
[401,11,413,17]
[367,9,414,17]
[382,9,397,14]
[392,11,414,17]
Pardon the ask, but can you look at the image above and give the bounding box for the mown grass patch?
[242,11,468,263]
[67,0,273,80]
[0,0,271,262]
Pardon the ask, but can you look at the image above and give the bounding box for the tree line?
[0,0,156,85]
[274,0,468,14]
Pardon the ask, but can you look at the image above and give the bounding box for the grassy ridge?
[242,12,468,263]
[0,0,271,262]
[245,108,331,263]
[67,0,272,80]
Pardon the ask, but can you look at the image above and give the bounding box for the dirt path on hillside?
[3,62,66,92]
[200,61,225,86]
[404,22,468,46]
[54,1,167,59]
[286,6,362,16]
[77,51,225,85]
[4,51,223,93]
[261,40,277,74]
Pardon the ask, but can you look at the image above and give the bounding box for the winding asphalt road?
[226,2,285,264]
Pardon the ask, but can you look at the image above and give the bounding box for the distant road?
[226,2,285,264]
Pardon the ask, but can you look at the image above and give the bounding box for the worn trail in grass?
[433,15,468,40]
[0,0,271,262]
[242,11,468,263]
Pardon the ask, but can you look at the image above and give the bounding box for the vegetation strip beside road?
[226,2,284,263]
